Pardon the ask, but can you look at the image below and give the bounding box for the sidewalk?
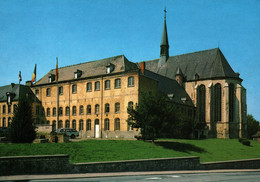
[1,169,260,181]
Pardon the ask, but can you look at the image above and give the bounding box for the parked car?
[56,128,79,139]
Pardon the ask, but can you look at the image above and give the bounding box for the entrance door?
[95,119,99,138]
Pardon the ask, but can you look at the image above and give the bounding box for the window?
[46,88,51,97]
[87,82,92,92]
[79,105,84,115]
[59,107,63,116]
[229,83,235,122]
[115,78,121,89]
[74,72,78,79]
[2,105,6,114]
[79,119,84,131]
[53,107,56,116]
[104,118,110,131]
[49,74,55,83]
[128,101,133,110]
[127,119,133,131]
[35,89,39,95]
[72,120,76,129]
[74,69,82,79]
[114,118,120,131]
[72,106,76,115]
[72,84,77,94]
[128,77,134,87]
[47,120,50,125]
[47,108,50,117]
[197,84,206,123]
[58,120,63,129]
[58,86,63,95]
[2,118,6,127]
[52,120,56,131]
[115,102,120,113]
[8,105,11,114]
[95,81,100,91]
[95,104,99,114]
[86,119,91,131]
[105,103,110,113]
[8,117,11,127]
[13,104,17,113]
[66,107,70,116]
[214,83,222,122]
[87,105,91,115]
[65,120,70,128]
[105,80,110,90]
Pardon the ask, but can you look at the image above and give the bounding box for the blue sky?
[0,0,260,121]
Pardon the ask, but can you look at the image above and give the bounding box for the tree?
[247,114,259,139]
[8,98,36,143]
[127,92,193,142]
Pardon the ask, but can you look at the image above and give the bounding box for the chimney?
[140,62,145,74]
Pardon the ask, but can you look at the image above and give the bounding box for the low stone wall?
[0,155,70,176]
[72,157,200,173]
[201,158,260,170]
[79,130,139,140]
[36,124,52,133]
[1,155,260,176]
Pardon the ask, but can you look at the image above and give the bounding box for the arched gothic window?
[229,83,235,122]
[214,83,222,122]
[197,84,206,122]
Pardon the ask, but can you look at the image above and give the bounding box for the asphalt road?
[30,172,260,182]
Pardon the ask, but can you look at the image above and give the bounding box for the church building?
[3,11,246,139]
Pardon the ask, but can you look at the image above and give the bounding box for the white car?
[56,128,79,139]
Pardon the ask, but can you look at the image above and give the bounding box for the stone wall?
[36,124,52,133]
[201,158,260,170]
[0,155,70,176]
[1,155,260,176]
[72,157,201,173]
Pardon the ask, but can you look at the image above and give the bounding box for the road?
[30,171,260,182]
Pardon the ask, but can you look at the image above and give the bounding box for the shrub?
[239,138,250,146]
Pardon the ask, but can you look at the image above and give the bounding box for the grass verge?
[0,139,260,163]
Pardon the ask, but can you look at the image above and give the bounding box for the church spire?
[158,7,169,68]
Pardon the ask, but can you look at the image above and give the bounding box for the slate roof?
[144,48,240,82]
[0,84,39,103]
[144,70,194,107]
[36,55,138,85]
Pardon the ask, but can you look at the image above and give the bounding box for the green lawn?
[0,139,259,163]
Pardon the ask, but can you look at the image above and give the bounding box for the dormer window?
[106,63,114,74]
[74,69,82,79]
[48,74,55,83]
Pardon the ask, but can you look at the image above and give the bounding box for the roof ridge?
[172,47,220,58]
[50,54,125,71]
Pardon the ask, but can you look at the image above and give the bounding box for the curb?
[1,169,260,181]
